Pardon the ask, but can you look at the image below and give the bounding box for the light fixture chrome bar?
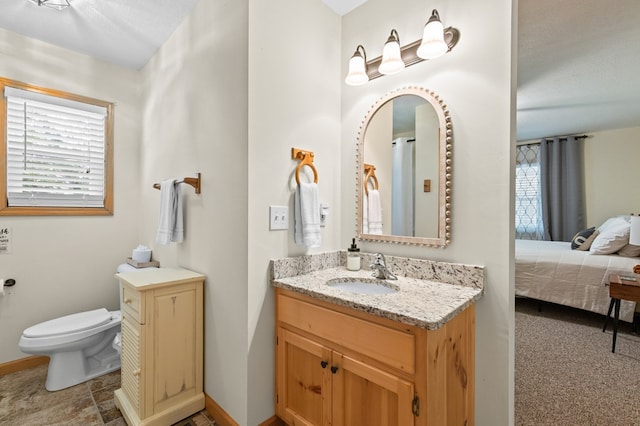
[364,27,459,81]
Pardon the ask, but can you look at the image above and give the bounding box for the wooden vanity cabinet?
[275,288,475,426]
[114,268,205,426]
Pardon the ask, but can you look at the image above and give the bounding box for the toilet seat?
[23,308,113,338]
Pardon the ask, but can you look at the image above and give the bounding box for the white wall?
[140,0,250,422]
[0,29,141,363]
[140,0,341,423]
[247,1,341,423]
[584,126,640,227]
[341,1,516,425]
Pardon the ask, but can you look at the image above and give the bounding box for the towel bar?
[363,163,379,196]
[153,172,201,194]
[292,148,318,185]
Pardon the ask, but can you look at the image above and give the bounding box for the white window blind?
[5,87,107,208]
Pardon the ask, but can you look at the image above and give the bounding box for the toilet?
[18,263,155,391]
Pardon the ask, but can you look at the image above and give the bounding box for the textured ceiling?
[0,0,199,70]
[0,0,636,141]
[517,0,640,140]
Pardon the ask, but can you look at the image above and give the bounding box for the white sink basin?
[326,278,399,295]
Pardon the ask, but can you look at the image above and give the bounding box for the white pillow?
[590,217,630,254]
[598,215,630,233]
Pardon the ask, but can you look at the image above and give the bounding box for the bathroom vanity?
[271,252,483,426]
[114,268,205,426]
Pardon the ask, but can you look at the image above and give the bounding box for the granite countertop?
[272,265,483,330]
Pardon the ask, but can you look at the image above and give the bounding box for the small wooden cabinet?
[275,288,475,426]
[114,268,205,426]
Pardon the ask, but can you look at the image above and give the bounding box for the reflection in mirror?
[357,87,452,246]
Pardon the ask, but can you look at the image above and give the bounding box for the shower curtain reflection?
[391,137,415,236]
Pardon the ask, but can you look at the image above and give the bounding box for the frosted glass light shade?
[417,11,448,59]
[630,215,640,246]
[378,37,405,75]
[345,54,368,86]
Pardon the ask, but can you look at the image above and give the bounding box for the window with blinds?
[1,79,113,215]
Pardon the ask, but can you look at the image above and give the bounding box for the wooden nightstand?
[603,273,640,353]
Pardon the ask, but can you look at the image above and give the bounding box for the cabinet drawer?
[277,294,415,374]
[122,284,143,324]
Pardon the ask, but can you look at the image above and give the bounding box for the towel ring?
[292,148,319,185]
[363,163,379,196]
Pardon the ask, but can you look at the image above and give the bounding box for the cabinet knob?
[320,361,328,369]
[330,366,338,374]
[124,298,132,304]
[133,369,141,377]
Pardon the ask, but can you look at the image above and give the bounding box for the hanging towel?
[294,182,321,248]
[368,189,383,235]
[155,179,184,245]
[362,193,369,234]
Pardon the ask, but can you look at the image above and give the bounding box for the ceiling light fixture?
[28,0,70,11]
[345,8,459,86]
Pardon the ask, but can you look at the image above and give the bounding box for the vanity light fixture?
[28,0,70,10]
[378,29,405,75]
[345,45,369,86]
[344,8,459,86]
[417,9,448,60]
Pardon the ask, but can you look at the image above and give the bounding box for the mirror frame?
[356,86,452,247]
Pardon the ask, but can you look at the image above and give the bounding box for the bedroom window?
[515,143,543,240]
[0,78,113,216]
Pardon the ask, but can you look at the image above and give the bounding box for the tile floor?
[0,365,216,426]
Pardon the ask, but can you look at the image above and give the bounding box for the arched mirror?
[357,86,452,246]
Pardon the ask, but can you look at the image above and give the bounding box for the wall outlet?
[269,206,289,230]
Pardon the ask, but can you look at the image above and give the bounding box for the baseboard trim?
[204,393,283,426]
[204,392,238,426]
[0,355,49,377]
[258,415,285,426]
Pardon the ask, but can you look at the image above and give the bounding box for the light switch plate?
[269,206,289,230]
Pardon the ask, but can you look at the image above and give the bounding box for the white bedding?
[515,239,637,322]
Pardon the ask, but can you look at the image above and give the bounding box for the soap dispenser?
[347,238,361,271]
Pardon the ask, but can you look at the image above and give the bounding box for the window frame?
[0,78,114,216]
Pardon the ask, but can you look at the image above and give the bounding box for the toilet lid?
[23,308,113,338]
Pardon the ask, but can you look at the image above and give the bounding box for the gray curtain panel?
[540,136,585,241]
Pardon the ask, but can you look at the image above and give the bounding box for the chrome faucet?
[370,253,397,280]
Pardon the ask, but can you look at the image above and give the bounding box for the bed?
[515,239,638,322]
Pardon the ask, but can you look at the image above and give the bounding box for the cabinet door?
[148,284,200,414]
[121,317,144,417]
[332,353,415,426]
[277,328,332,426]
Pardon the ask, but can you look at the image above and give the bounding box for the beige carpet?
[516,298,640,425]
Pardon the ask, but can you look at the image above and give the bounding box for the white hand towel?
[368,189,383,235]
[155,179,184,245]
[294,182,321,248]
[172,183,184,243]
[362,193,369,234]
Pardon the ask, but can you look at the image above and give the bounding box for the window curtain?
[539,136,585,241]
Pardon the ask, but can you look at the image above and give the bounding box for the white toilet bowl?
[19,308,122,391]
[19,263,156,391]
